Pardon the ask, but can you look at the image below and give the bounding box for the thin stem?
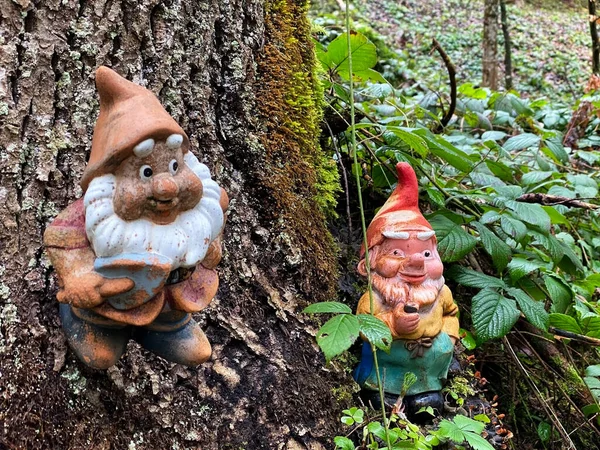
[344,1,392,447]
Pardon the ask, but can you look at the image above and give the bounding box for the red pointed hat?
[361,162,433,256]
[80,66,190,191]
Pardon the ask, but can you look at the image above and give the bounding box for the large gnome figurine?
[354,163,459,414]
[43,67,228,369]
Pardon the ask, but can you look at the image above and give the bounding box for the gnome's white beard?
[84,152,224,270]
[372,273,445,308]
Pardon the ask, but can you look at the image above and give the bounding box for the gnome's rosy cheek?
[176,165,203,210]
[113,178,150,221]
[425,252,444,280]
[374,254,404,278]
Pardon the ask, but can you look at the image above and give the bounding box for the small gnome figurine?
[44,67,228,369]
[354,162,459,415]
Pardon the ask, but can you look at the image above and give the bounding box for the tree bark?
[500,0,513,90]
[589,0,600,73]
[482,0,499,90]
[0,0,348,449]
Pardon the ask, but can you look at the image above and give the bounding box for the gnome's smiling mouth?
[398,271,427,283]
[149,197,180,211]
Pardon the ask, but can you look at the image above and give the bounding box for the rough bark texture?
[482,0,499,90]
[0,0,349,448]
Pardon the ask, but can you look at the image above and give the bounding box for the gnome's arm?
[201,187,229,270]
[439,285,460,343]
[44,200,133,309]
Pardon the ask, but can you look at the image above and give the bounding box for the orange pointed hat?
[361,162,433,257]
[80,66,190,191]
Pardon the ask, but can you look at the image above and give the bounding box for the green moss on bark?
[256,0,339,299]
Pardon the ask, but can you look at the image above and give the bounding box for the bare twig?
[516,193,599,210]
[325,120,353,241]
[431,38,457,131]
[549,327,600,346]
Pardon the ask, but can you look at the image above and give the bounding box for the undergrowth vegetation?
[307,0,600,448]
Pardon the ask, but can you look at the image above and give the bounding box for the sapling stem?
[344,1,393,447]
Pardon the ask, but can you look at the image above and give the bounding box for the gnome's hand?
[58,272,134,309]
[392,304,420,335]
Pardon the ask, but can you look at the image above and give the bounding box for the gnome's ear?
[357,246,379,276]
[357,259,367,276]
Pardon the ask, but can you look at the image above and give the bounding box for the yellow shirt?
[356,285,459,341]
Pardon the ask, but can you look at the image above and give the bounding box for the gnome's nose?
[404,254,425,272]
[152,174,179,200]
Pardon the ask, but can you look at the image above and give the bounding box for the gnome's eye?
[423,250,432,258]
[140,165,153,181]
[393,250,403,256]
[169,159,179,175]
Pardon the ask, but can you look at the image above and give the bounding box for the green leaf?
[500,215,527,241]
[303,302,352,314]
[415,131,475,172]
[544,275,573,313]
[429,215,477,262]
[542,206,569,225]
[386,126,429,158]
[334,436,355,450]
[474,414,491,424]
[506,257,544,282]
[438,419,465,443]
[485,160,514,183]
[585,365,600,377]
[461,329,477,350]
[453,415,485,434]
[352,68,388,83]
[544,137,569,163]
[473,222,512,271]
[548,313,582,334]
[357,314,392,352]
[325,32,378,75]
[506,287,549,331]
[402,372,418,396]
[521,171,553,185]
[505,200,551,231]
[503,133,541,151]
[316,314,360,363]
[472,289,520,341]
[481,131,507,141]
[463,431,495,450]
[537,422,552,443]
[447,266,506,289]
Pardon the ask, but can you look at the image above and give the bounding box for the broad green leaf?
[471,172,506,188]
[537,422,552,443]
[473,221,512,271]
[548,313,582,334]
[427,188,446,207]
[585,365,600,377]
[367,422,386,441]
[386,126,429,157]
[472,289,520,341]
[507,257,545,282]
[316,314,360,363]
[506,287,549,331]
[474,414,491,424]
[485,160,514,183]
[461,329,477,350]
[447,266,506,289]
[415,131,475,172]
[481,130,507,141]
[438,419,465,443]
[542,206,568,225]
[503,133,540,151]
[429,215,477,262]
[544,136,569,163]
[480,210,501,224]
[324,32,378,75]
[505,200,551,231]
[463,431,495,450]
[303,302,352,314]
[453,415,485,433]
[334,436,355,450]
[544,276,573,313]
[500,215,527,241]
[357,314,392,352]
[521,171,553,185]
[352,68,388,83]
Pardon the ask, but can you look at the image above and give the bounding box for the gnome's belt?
[165,266,195,285]
[404,337,433,358]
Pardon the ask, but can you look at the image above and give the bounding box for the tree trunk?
[589,0,600,73]
[482,0,499,90]
[0,0,348,448]
[500,0,513,90]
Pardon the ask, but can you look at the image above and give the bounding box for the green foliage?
[311,23,600,347]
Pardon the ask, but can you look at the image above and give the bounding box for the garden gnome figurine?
[44,66,228,369]
[353,162,459,415]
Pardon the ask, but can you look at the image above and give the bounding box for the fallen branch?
[432,38,456,132]
[516,193,599,210]
[549,327,600,346]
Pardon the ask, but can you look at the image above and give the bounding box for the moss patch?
[255,0,339,299]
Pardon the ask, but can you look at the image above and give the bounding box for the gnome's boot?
[134,311,211,366]
[59,304,131,369]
